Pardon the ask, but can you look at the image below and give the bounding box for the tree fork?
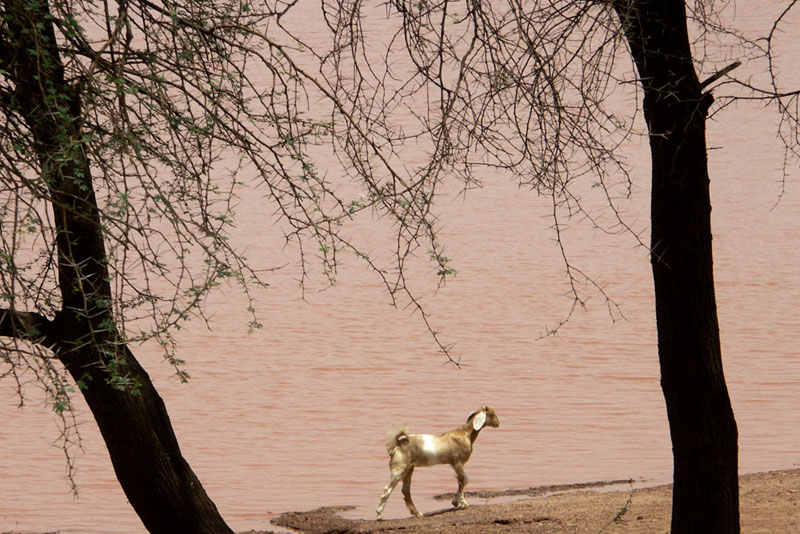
[1,0,233,531]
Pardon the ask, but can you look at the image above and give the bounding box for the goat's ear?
[472,410,487,431]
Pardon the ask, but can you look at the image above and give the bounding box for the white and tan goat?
[376,406,500,519]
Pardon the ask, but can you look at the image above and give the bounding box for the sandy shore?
[248,469,800,534]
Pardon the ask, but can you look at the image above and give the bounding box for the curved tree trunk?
[0,0,233,532]
[61,343,235,534]
[613,1,740,533]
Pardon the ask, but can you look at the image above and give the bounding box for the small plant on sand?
[598,491,635,533]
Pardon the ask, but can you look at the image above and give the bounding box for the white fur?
[421,434,438,461]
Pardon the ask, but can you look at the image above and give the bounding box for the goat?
[376,406,500,519]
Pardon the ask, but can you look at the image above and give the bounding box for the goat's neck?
[461,423,482,444]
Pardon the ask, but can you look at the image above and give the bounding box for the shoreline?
[3,470,798,534]
[254,468,800,534]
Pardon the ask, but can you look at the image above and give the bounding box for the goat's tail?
[385,425,410,455]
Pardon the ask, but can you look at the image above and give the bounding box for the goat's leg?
[376,468,405,520]
[451,463,469,509]
[401,467,422,518]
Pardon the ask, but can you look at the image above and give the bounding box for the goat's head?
[467,406,500,431]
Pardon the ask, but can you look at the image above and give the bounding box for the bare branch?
[700,59,741,89]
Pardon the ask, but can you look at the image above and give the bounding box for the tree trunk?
[61,343,235,534]
[1,0,233,532]
[612,1,740,532]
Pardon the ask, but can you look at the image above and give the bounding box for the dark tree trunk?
[1,0,233,532]
[613,1,740,533]
[60,343,235,534]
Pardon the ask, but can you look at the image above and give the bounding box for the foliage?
[0,0,453,488]
[322,0,799,319]
[1,0,797,511]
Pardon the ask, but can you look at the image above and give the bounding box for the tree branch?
[700,60,741,90]
[0,308,56,345]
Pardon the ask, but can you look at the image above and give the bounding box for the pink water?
[2,5,800,534]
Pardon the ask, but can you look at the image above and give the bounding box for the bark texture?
[613,1,740,533]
